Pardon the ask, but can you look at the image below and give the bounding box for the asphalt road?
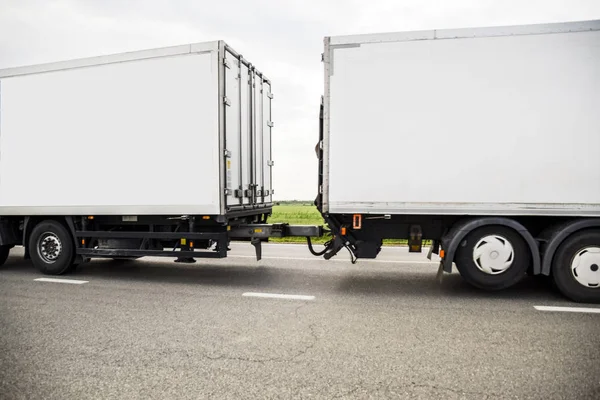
[1,244,599,399]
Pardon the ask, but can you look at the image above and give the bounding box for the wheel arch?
[441,217,541,275]
[540,219,600,276]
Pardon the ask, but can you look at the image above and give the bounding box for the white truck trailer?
[0,41,319,274]
[316,19,600,303]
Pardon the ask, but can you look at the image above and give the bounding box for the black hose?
[306,237,332,256]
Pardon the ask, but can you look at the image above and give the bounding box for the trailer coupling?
[228,224,323,261]
[307,235,347,260]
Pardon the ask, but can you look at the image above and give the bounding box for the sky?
[1,0,599,200]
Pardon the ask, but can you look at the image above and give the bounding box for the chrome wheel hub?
[472,235,514,275]
[571,247,600,288]
[38,233,62,263]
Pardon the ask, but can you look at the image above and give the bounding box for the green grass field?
[267,202,406,245]
[268,203,327,243]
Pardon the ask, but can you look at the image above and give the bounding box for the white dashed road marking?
[534,306,600,314]
[242,292,315,301]
[34,278,89,285]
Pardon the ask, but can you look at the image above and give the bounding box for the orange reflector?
[439,249,445,259]
[202,216,210,220]
[81,239,85,245]
[190,241,194,248]
[352,214,362,229]
[340,227,347,235]
[88,216,94,220]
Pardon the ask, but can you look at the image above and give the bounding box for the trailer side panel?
[324,22,600,216]
[0,50,221,215]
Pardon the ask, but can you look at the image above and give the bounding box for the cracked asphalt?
[1,244,599,399]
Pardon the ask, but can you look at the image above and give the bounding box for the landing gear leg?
[175,240,196,264]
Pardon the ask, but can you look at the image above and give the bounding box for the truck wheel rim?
[570,247,600,288]
[38,232,63,263]
[472,235,514,275]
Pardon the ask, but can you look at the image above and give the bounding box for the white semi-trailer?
[0,20,599,303]
[316,19,600,303]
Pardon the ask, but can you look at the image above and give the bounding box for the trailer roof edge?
[328,19,600,46]
[0,41,222,79]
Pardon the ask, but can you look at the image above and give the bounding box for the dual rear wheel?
[454,225,600,303]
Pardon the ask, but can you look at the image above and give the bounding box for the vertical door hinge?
[223,58,231,69]
[223,96,231,106]
[267,92,274,99]
[267,160,274,167]
[224,150,232,158]
[267,121,274,128]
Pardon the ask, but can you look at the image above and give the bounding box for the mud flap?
[251,237,262,261]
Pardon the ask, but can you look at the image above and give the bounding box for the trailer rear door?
[223,46,273,211]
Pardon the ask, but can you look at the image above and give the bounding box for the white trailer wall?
[0,41,273,216]
[323,20,600,216]
[0,45,220,215]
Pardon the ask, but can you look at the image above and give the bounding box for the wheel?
[552,230,600,303]
[29,220,75,275]
[454,226,531,291]
[0,245,10,266]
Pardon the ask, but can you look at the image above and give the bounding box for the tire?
[29,220,75,275]
[0,245,10,266]
[552,230,600,303]
[454,226,531,291]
